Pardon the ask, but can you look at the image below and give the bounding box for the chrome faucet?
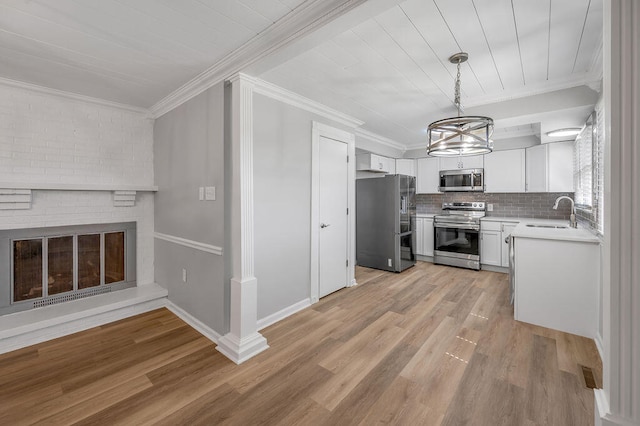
[553,196,577,228]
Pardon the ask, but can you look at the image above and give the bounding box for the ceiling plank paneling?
[432,0,503,97]
[472,0,524,90]
[572,0,603,73]
[512,0,551,85]
[548,0,591,78]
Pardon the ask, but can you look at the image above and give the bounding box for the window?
[573,102,605,235]
[574,115,594,209]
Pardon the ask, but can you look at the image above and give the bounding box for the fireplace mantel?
[0,183,158,210]
[0,182,158,192]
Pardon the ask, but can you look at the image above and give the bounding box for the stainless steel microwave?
[439,168,484,192]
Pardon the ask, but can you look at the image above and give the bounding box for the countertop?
[480,216,523,223]
[510,219,600,243]
[416,213,437,218]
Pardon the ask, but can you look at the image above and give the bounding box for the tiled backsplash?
[416,192,575,219]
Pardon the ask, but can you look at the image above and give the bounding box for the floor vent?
[33,286,112,308]
[580,365,597,389]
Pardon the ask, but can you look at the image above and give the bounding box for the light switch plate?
[205,186,216,201]
[198,187,204,201]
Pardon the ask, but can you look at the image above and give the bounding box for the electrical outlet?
[487,203,494,212]
[198,187,204,201]
[182,268,187,283]
[205,186,216,201]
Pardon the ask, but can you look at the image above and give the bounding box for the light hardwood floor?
[0,262,601,425]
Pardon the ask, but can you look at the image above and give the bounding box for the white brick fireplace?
[0,80,163,353]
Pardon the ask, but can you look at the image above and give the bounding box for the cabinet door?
[501,223,518,267]
[548,142,574,192]
[423,218,434,257]
[415,218,424,255]
[396,159,415,177]
[440,155,483,170]
[480,230,501,266]
[484,149,526,192]
[416,157,440,194]
[526,144,548,192]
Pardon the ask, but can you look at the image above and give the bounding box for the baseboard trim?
[480,264,509,274]
[257,298,311,331]
[0,284,168,355]
[165,300,222,344]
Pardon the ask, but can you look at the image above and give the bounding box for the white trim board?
[257,298,311,331]
[154,232,223,256]
[149,0,371,118]
[0,76,150,116]
[253,78,363,128]
[165,301,221,344]
[354,127,406,152]
[0,284,168,355]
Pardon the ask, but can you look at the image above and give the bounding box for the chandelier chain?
[454,60,462,117]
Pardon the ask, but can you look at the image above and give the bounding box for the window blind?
[574,118,593,208]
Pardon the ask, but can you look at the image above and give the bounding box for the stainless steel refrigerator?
[356,174,416,272]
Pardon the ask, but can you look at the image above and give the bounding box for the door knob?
[320,223,331,228]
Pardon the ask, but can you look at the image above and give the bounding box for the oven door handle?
[434,223,480,231]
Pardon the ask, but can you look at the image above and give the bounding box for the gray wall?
[252,93,350,320]
[153,83,227,334]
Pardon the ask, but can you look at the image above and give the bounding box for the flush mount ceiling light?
[545,127,582,138]
[427,52,494,157]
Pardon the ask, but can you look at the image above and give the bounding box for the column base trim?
[594,389,640,426]
[216,331,269,364]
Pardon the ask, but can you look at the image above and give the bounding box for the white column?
[595,1,640,425]
[216,73,268,364]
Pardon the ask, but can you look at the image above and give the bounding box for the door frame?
[310,121,356,303]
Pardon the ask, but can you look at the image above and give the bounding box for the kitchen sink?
[526,224,569,229]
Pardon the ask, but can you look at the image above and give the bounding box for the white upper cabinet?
[356,153,390,173]
[395,159,415,177]
[416,157,440,194]
[484,149,526,193]
[439,155,484,171]
[547,142,573,192]
[526,142,573,192]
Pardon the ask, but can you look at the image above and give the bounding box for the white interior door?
[318,136,348,298]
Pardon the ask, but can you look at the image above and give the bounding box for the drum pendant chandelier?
[427,52,494,157]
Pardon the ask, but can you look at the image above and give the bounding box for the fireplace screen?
[13,239,43,302]
[2,223,136,313]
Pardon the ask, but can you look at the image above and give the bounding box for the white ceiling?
[0,0,307,107]
[259,0,603,148]
[0,0,603,150]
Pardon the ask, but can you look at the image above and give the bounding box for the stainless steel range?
[434,202,485,270]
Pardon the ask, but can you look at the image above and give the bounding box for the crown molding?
[464,72,602,109]
[0,76,150,116]
[149,0,368,119]
[252,77,363,128]
[353,127,406,151]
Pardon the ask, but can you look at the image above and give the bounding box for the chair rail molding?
[216,73,268,364]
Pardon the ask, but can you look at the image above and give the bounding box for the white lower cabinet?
[415,216,434,257]
[481,220,520,268]
[480,221,501,266]
[514,236,599,338]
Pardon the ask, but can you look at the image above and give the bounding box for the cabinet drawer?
[481,221,501,231]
